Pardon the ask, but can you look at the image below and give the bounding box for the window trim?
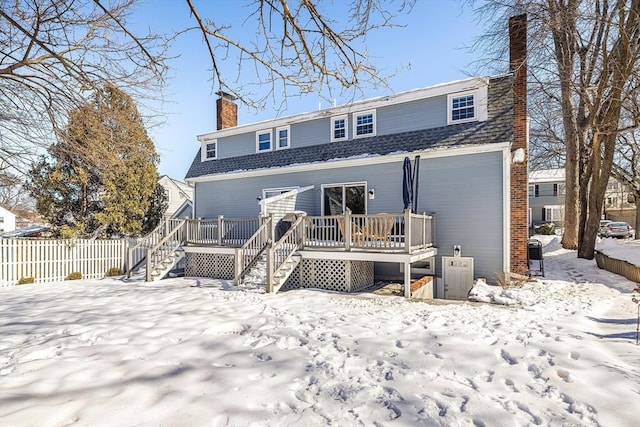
[330,115,348,142]
[447,90,478,125]
[352,110,377,139]
[256,129,273,152]
[320,181,368,216]
[543,205,564,222]
[275,125,290,150]
[201,139,218,161]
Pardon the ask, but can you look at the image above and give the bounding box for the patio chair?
[336,217,365,244]
[364,214,395,244]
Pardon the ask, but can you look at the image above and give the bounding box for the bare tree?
[0,0,168,175]
[182,0,412,109]
[1,0,412,177]
[470,0,640,259]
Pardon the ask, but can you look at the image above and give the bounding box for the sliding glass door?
[322,183,366,215]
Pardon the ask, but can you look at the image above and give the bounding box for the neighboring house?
[603,179,635,224]
[528,169,565,228]
[164,15,529,299]
[528,168,636,227]
[0,206,16,234]
[159,175,193,220]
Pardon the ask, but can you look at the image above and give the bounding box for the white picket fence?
[0,238,127,287]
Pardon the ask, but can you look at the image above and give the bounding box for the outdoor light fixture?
[368,189,375,199]
[453,245,461,257]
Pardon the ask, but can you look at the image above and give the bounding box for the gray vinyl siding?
[290,119,331,148]
[217,133,255,159]
[377,96,446,135]
[529,182,565,225]
[418,152,504,280]
[194,149,505,280]
[210,94,450,160]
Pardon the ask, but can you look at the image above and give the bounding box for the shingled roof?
[185,75,514,180]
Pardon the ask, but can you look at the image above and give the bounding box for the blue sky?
[134,1,492,180]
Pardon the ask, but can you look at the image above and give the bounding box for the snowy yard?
[1,237,638,426]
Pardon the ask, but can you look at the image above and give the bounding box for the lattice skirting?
[282,259,374,293]
[185,253,235,280]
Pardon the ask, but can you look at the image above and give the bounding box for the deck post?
[234,248,242,285]
[218,215,224,246]
[404,209,412,253]
[145,248,152,282]
[266,247,273,293]
[126,243,132,277]
[164,218,169,238]
[344,209,351,251]
[269,213,275,243]
[404,261,411,298]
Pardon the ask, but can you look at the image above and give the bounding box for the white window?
[353,110,376,138]
[543,205,564,222]
[447,90,478,124]
[165,188,171,203]
[528,185,535,197]
[256,130,272,152]
[201,140,217,161]
[276,126,290,149]
[331,115,348,142]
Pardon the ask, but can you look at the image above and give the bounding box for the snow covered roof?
[185,75,514,180]
[529,168,565,184]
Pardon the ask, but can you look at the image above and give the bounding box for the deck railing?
[235,216,273,284]
[185,217,261,246]
[146,220,187,281]
[304,210,435,252]
[127,219,184,275]
[267,215,306,293]
[183,211,435,253]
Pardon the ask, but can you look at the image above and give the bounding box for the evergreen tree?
[142,182,169,235]
[28,85,165,238]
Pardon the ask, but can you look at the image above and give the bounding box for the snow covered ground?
[1,237,638,426]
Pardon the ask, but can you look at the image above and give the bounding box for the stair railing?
[267,215,306,293]
[145,219,187,281]
[235,216,273,285]
[127,219,183,277]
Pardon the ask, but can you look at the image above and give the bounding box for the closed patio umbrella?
[403,157,413,212]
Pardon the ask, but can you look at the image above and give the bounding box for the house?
[0,206,16,234]
[528,169,565,228]
[158,175,193,220]
[529,168,636,228]
[145,14,529,300]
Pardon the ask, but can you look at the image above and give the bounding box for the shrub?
[18,277,35,285]
[67,271,83,280]
[534,222,556,235]
[107,267,123,277]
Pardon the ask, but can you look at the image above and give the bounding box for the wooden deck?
[183,211,436,255]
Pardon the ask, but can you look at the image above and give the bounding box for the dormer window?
[353,110,376,138]
[256,130,272,152]
[448,91,478,124]
[331,115,348,142]
[201,140,217,161]
[276,126,290,149]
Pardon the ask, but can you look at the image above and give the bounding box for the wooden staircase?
[126,219,187,282]
[235,214,306,293]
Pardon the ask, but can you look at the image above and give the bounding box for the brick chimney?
[216,91,238,130]
[509,14,529,276]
